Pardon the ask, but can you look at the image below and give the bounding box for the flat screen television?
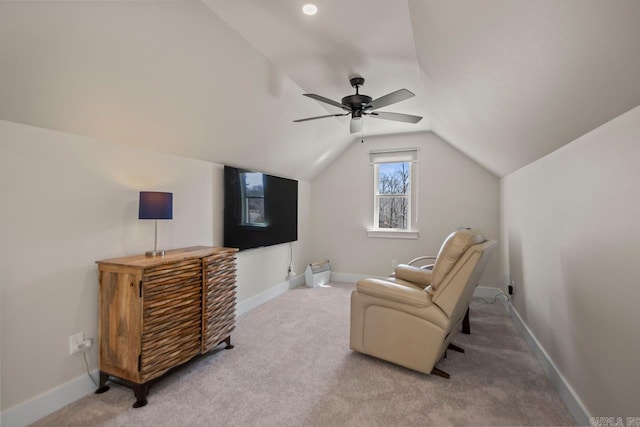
[224,166,298,251]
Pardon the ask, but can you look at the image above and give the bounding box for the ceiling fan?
[294,75,422,134]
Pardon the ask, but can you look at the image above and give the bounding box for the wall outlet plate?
[69,332,84,355]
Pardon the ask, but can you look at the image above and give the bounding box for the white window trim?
[366,229,419,239]
[367,148,419,239]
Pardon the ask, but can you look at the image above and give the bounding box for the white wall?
[0,120,311,415]
[500,106,640,418]
[235,180,311,302]
[310,131,500,283]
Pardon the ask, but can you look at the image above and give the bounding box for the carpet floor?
[31,282,576,426]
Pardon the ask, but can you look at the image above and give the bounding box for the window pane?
[378,162,409,195]
[247,197,265,224]
[243,172,264,197]
[378,196,408,229]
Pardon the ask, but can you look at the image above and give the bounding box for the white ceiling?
[1,1,639,179]
[203,0,431,136]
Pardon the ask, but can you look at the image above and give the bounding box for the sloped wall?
[501,106,640,417]
[0,1,347,182]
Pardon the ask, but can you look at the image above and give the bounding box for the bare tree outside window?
[241,172,266,225]
[377,162,410,229]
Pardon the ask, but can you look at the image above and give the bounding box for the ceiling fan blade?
[350,118,363,134]
[368,111,423,124]
[303,94,351,111]
[293,113,350,123]
[367,89,415,111]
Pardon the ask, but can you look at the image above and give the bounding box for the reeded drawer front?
[202,253,237,353]
[141,260,203,381]
[143,260,202,293]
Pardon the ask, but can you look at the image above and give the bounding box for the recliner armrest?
[356,278,433,307]
[394,264,433,287]
[407,255,437,267]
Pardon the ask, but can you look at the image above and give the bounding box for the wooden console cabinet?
[96,246,237,407]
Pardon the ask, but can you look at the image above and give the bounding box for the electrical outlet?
[69,332,84,354]
[69,332,93,355]
[391,259,398,268]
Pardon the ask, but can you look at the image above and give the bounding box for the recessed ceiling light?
[302,4,318,16]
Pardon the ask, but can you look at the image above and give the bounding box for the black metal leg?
[132,383,149,408]
[462,307,471,334]
[223,335,234,350]
[447,343,465,353]
[95,371,110,394]
[431,367,450,379]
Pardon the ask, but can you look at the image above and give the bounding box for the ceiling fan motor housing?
[341,94,372,111]
[343,75,372,112]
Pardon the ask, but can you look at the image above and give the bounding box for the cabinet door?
[202,252,237,353]
[140,259,202,382]
[99,269,142,382]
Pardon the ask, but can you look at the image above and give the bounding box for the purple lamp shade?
[139,192,173,220]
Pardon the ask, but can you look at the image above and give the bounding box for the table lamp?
[139,191,173,257]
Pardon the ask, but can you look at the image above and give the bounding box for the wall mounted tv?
[224,166,298,251]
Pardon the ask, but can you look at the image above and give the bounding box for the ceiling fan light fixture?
[302,4,318,15]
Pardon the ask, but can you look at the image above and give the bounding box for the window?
[375,162,410,229]
[368,148,418,239]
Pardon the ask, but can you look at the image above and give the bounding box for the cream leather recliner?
[350,229,497,378]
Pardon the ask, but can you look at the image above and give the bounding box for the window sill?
[366,229,419,239]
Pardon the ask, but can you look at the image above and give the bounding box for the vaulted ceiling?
[1,1,639,179]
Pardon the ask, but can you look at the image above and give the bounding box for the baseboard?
[235,276,299,317]
[1,369,99,427]
[505,302,591,426]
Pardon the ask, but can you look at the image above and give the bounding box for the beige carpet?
[31,282,576,426]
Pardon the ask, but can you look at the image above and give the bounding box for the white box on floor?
[305,260,331,288]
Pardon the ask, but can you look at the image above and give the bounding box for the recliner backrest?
[431,239,496,322]
[431,229,487,290]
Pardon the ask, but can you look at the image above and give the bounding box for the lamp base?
[145,250,166,257]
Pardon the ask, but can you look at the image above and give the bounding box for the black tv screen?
[224,166,298,251]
